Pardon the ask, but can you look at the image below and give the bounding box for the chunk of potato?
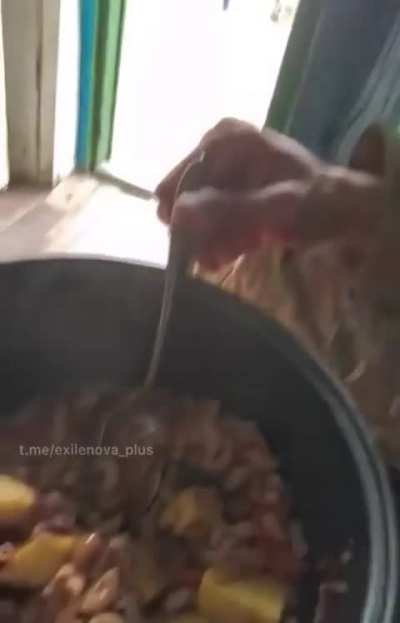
[0,533,78,588]
[198,568,287,623]
[160,488,222,539]
[0,475,36,525]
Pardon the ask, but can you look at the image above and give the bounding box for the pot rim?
[0,254,398,623]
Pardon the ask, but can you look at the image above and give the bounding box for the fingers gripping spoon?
[145,154,207,388]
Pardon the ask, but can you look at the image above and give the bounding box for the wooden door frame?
[0,0,8,189]
[1,0,80,186]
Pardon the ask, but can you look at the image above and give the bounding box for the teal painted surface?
[76,0,97,167]
[91,0,125,167]
[76,0,125,170]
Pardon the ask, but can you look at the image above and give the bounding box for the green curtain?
[266,0,323,134]
[77,0,126,170]
[266,0,400,162]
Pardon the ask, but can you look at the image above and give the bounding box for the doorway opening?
[105,0,298,192]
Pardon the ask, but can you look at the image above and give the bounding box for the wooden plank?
[0,174,99,260]
[0,188,46,230]
[0,176,168,267]
[2,0,79,185]
[2,0,41,183]
[53,0,80,182]
[37,0,60,185]
[0,0,9,188]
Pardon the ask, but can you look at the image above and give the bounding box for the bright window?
[107,0,296,191]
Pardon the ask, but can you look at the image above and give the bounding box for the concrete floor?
[0,176,168,266]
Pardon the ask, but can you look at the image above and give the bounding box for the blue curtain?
[267,0,400,163]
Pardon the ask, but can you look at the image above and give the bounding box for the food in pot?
[0,476,36,527]
[198,568,287,623]
[0,389,307,622]
[0,533,79,588]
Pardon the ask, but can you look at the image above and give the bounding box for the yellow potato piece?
[198,568,287,623]
[0,533,78,588]
[0,475,36,525]
[160,487,222,538]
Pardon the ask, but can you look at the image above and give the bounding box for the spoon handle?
[145,155,207,388]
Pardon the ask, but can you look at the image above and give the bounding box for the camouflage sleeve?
[193,124,400,466]
[339,125,400,466]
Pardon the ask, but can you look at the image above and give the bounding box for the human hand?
[170,169,384,270]
[156,120,385,271]
[155,117,321,225]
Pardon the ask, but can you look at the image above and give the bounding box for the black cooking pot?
[0,257,397,623]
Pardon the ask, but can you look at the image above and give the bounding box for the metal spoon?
[144,153,207,388]
[96,157,208,522]
[97,154,207,439]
